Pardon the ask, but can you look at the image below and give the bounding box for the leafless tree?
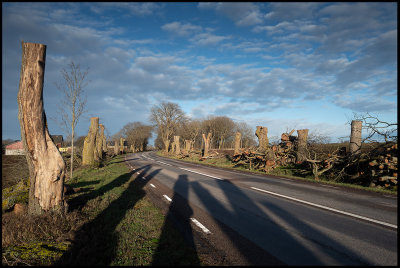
[351,112,397,143]
[55,61,89,180]
[234,122,257,148]
[120,122,153,152]
[150,102,186,152]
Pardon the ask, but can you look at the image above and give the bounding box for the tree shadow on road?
[151,174,201,265]
[190,178,371,265]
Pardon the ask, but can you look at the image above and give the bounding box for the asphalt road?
[124,151,397,266]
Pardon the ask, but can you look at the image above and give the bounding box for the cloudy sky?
[2,2,397,144]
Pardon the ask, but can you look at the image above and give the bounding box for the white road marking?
[250,186,397,229]
[157,161,171,166]
[179,167,224,180]
[190,218,211,234]
[150,184,156,188]
[163,194,172,202]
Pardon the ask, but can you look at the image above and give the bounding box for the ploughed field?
[2,155,29,189]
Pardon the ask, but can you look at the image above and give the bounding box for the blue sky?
[2,2,397,144]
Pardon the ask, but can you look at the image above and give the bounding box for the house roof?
[5,140,23,149]
[51,135,63,144]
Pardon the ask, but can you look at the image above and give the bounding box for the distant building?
[5,141,24,155]
[50,135,64,148]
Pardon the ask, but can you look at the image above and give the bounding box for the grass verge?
[157,151,397,196]
[2,154,200,266]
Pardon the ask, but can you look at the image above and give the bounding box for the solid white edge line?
[150,184,156,188]
[250,186,397,229]
[190,218,211,234]
[163,194,172,202]
[179,167,224,180]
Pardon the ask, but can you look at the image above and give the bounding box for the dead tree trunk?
[113,140,119,155]
[17,41,66,215]
[255,126,269,152]
[350,120,362,154]
[82,117,99,165]
[98,124,106,158]
[234,132,241,155]
[296,129,309,162]
[184,139,192,154]
[173,136,181,155]
[202,133,211,157]
[120,138,125,154]
[94,124,102,162]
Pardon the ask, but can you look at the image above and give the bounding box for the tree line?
[148,101,257,153]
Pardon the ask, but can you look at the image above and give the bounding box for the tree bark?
[184,139,192,154]
[296,129,309,162]
[114,139,119,155]
[96,124,105,160]
[82,117,99,165]
[350,120,362,154]
[255,126,269,152]
[202,133,211,157]
[17,41,66,215]
[120,138,125,154]
[163,139,170,153]
[234,132,241,155]
[173,136,181,155]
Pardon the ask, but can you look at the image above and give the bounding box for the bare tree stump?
[120,138,125,154]
[17,41,66,215]
[114,139,119,155]
[255,126,269,152]
[184,139,192,154]
[234,132,241,155]
[296,129,309,162]
[173,136,181,155]
[202,133,211,157]
[99,124,106,157]
[350,120,362,154]
[82,117,99,165]
[94,123,102,162]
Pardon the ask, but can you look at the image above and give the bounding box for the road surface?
[124,151,397,265]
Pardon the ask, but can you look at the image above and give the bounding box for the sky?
[2,2,397,145]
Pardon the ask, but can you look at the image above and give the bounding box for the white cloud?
[198,2,264,26]
[161,21,202,36]
[190,32,231,46]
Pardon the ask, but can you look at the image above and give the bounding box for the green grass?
[158,151,397,196]
[2,154,201,266]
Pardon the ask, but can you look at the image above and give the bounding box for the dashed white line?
[157,161,172,166]
[190,218,211,234]
[250,186,397,229]
[163,194,172,202]
[150,183,156,188]
[179,167,224,180]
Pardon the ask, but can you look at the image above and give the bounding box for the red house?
[5,141,24,155]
